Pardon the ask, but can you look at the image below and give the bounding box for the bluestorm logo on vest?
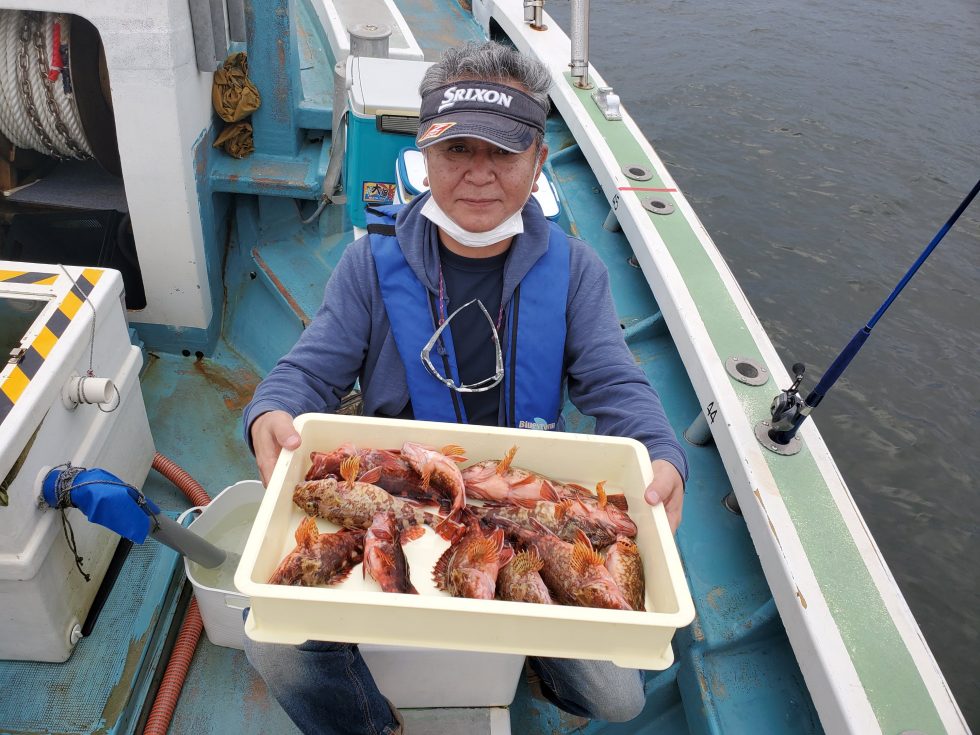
[519,417,556,431]
[438,86,514,114]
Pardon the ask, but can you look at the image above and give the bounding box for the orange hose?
[151,452,211,507]
[142,452,213,735]
[142,599,204,735]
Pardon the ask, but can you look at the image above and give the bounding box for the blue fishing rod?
[763,177,980,452]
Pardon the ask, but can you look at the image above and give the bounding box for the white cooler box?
[0,263,154,662]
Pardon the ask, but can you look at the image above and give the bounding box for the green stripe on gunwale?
[565,74,945,734]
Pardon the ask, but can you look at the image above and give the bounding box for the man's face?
[423,137,547,233]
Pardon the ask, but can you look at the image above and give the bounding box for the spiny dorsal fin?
[572,539,604,575]
[296,515,319,545]
[358,466,383,485]
[595,481,608,509]
[440,444,467,459]
[340,456,360,487]
[510,549,544,575]
[497,445,518,475]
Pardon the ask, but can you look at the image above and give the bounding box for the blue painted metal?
[245,0,303,156]
[0,527,184,735]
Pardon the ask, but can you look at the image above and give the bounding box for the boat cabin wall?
[0,0,221,352]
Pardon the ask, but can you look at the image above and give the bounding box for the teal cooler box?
[345,56,433,228]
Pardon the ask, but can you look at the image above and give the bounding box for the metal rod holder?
[570,0,592,88]
[349,23,392,59]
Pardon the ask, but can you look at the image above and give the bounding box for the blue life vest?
[367,204,569,428]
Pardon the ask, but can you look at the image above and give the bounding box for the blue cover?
[42,467,160,544]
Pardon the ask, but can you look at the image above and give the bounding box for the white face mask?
[419,149,541,249]
[420,196,525,248]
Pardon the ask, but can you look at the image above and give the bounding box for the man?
[244,40,687,735]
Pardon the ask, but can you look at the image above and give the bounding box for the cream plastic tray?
[236,413,694,669]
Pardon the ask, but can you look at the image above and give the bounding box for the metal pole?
[349,23,391,59]
[570,0,592,88]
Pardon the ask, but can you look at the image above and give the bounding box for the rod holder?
[349,23,391,59]
[570,0,592,88]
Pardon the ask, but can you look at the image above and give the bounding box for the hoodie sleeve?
[563,244,689,482]
[242,238,375,453]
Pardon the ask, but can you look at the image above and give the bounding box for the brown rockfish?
[363,510,423,594]
[306,444,442,504]
[267,516,365,586]
[293,456,457,538]
[432,521,513,600]
[470,485,636,548]
[496,549,553,605]
[500,520,633,610]
[604,535,646,611]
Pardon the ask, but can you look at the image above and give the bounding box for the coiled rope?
[0,9,92,158]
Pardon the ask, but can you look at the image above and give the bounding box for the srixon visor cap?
[415,81,548,153]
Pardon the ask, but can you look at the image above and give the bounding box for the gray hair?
[419,41,551,115]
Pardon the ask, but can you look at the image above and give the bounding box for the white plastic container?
[237,413,695,672]
[184,480,525,707]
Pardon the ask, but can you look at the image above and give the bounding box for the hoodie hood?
[393,191,551,309]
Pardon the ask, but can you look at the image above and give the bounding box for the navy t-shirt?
[438,243,507,425]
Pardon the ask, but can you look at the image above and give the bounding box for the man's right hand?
[250,410,302,486]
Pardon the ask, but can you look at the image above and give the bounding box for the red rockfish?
[363,510,423,594]
[267,516,365,586]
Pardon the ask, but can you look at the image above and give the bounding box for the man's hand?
[643,459,684,533]
[250,410,302,486]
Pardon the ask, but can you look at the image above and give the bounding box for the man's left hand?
[643,460,684,534]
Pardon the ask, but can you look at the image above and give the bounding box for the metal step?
[401,707,511,735]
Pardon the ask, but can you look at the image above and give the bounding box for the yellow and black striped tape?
[0,268,103,424]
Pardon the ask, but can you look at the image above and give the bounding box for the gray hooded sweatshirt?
[243,193,688,481]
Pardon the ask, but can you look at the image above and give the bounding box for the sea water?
[187,502,259,591]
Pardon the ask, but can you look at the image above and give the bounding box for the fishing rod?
[761,177,980,454]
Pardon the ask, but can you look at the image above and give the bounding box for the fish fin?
[440,444,467,460]
[470,535,501,566]
[497,445,518,474]
[572,540,605,575]
[419,465,433,490]
[372,527,396,543]
[430,512,466,542]
[358,466,383,485]
[296,516,319,545]
[498,543,515,569]
[400,525,426,544]
[540,480,560,502]
[511,549,545,575]
[574,527,593,549]
[511,497,539,509]
[596,481,608,509]
[606,493,630,511]
[432,546,454,590]
[512,474,538,487]
[554,499,574,520]
[566,482,591,495]
[340,456,360,487]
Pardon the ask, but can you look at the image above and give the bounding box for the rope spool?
[0,10,93,159]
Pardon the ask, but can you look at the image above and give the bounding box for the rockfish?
[496,549,553,605]
[432,521,513,600]
[363,510,423,594]
[294,456,455,537]
[306,444,442,504]
[604,535,646,611]
[400,441,467,517]
[501,520,633,610]
[267,516,364,586]
[462,446,629,511]
[470,486,636,548]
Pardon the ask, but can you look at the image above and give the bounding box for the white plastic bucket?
[180,480,261,649]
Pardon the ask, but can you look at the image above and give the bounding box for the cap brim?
[415,111,537,153]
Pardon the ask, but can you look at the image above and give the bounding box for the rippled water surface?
[548,0,979,725]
